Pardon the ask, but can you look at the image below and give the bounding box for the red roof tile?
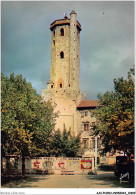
[50,18,82,31]
[77,100,99,108]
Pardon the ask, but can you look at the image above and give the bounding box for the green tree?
[94,68,134,155]
[50,129,81,157]
[1,73,57,174]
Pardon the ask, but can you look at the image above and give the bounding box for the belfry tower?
[42,11,86,135]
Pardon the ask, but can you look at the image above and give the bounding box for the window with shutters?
[84,123,89,131]
[85,111,88,117]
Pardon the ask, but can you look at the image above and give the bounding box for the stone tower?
[42,11,86,135]
[49,10,81,91]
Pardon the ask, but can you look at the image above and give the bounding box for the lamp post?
[94,135,97,174]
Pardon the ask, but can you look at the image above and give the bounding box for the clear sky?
[1,1,134,100]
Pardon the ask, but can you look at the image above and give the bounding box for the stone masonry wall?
[42,11,85,136]
[54,25,70,89]
[70,12,79,89]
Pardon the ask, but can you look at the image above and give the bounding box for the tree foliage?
[49,129,81,157]
[94,68,134,155]
[1,72,82,163]
[1,73,57,159]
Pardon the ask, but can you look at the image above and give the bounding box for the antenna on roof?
[62,13,68,19]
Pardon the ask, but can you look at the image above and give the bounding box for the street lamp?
[94,135,97,174]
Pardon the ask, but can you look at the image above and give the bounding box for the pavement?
[1,170,134,188]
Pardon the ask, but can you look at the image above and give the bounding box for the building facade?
[42,11,100,156]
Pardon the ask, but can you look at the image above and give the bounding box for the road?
[1,170,134,188]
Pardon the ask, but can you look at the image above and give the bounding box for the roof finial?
[70,10,77,15]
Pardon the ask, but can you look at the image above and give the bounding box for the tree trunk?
[6,157,10,172]
[22,155,25,175]
[1,157,4,174]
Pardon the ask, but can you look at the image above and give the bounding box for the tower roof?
[70,10,77,15]
[77,100,99,109]
[50,18,70,31]
[50,13,81,31]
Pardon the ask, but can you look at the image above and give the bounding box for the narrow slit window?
[60,51,64,59]
[60,83,62,88]
[60,28,64,36]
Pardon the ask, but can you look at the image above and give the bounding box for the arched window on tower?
[60,82,62,88]
[60,51,64,59]
[60,28,64,36]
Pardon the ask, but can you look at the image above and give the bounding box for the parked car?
[114,154,134,182]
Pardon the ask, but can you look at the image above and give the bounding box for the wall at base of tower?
[42,88,86,136]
